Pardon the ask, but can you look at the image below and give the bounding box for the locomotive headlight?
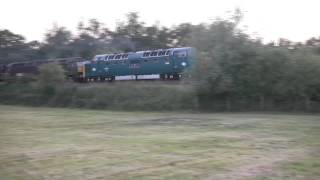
[92,68,96,71]
[181,62,187,66]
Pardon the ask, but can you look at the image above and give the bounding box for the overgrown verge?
[0,82,198,111]
[1,81,320,112]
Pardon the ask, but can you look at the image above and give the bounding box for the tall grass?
[1,81,319,112]
[0,82,198,111]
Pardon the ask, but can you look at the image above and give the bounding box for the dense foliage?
[1,11,320,111]
[0,83,197,111]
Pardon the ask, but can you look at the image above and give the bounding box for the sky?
[1,0,319,43]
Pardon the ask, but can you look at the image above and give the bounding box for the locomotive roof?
[93,47,192,61]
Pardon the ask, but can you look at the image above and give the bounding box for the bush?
[37,63,65,96]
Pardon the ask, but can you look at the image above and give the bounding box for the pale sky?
[1,0,319,43]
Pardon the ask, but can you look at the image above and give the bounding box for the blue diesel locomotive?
[76,47,196,82]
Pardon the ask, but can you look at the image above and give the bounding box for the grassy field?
[0,105,319,180]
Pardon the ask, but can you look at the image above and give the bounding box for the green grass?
[0,105,319,179]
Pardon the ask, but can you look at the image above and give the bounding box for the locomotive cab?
[173,49,188,68]
[172,47,196,70]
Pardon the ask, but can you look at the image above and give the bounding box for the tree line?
[1,11,320,111]
[0,12,183,63]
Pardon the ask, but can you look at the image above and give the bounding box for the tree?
[0,29,38,63]
[40,25,74,58]
[111,12,171,51]
[170,23,195,47]
[72,19,113,58]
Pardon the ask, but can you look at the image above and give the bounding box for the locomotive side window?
[165,50,171,56]
[104,56,109,60]
[108,55,115,60]
[143,52,151,57]
[173,50,187,58]
[151,51,158,56]
[159,50,166,56]
[115,54,122,59]
[122,54,128,59]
